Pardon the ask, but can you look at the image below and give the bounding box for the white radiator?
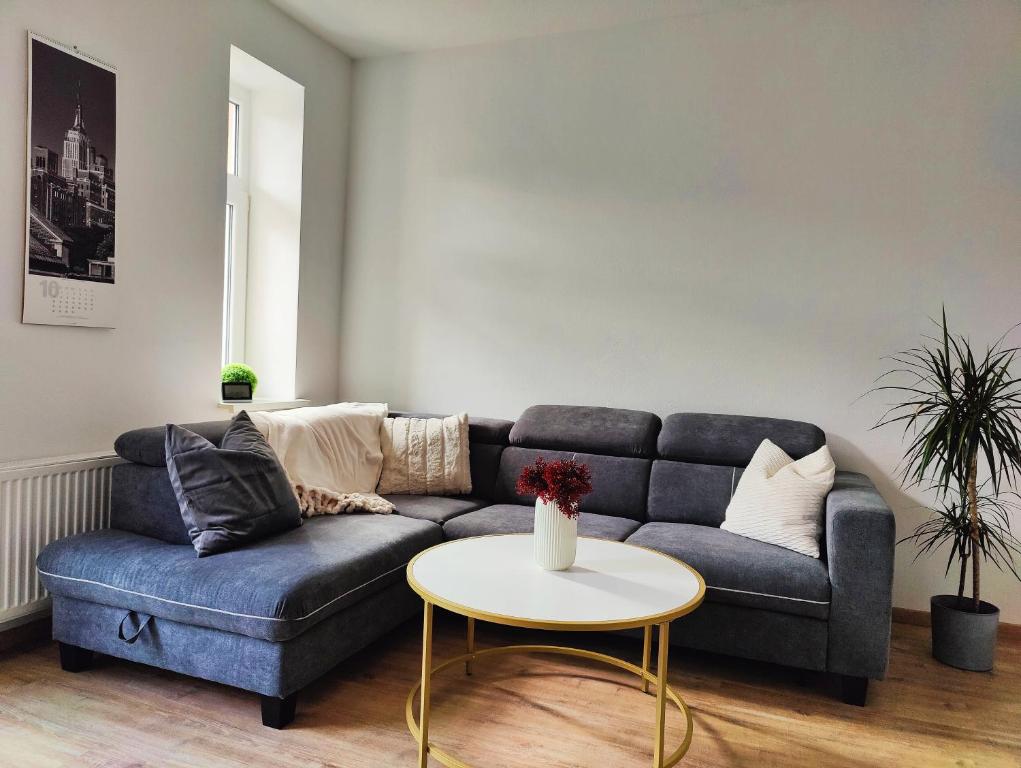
[0,454,120,628]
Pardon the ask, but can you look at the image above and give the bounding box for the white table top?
[407,535,705,630]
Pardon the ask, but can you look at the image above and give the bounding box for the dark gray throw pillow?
[165,411,302,557]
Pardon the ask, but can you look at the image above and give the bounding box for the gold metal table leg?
[653,621,670,768]
[641,625,652,694]
[418,602,433,768]
[465,617,476,676]
[405,642,694,768]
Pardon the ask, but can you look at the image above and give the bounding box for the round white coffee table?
[405,534,705,768]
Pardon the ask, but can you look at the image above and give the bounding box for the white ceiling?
[268,0,771,58]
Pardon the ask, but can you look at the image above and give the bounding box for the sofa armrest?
[825,471,896,679]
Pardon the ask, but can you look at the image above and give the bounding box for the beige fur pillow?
[377,413,472,496]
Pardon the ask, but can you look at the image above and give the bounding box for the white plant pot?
[533,498,578,571]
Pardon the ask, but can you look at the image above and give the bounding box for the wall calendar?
[23,33,117,328]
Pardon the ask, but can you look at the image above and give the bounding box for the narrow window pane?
[227,101,239,175]
[223,203,235,365]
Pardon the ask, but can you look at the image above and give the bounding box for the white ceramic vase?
[533,498,578,570]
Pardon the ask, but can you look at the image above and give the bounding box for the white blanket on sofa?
[250,403,395,517]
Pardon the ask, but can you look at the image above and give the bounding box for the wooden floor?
[0,614,1018,768]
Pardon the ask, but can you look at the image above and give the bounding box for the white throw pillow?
[721,439,835,558]
[377,413,472,496]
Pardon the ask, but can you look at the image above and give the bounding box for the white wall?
[0,0,351,462]
[341,1,1021,621]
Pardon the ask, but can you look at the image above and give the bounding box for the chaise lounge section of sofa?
[36,404,894,727]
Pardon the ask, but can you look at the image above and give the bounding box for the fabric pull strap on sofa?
[36,404,894,726]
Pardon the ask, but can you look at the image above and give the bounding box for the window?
[222,88,249,367]
[224,46,304,401]
[226,100,239,175]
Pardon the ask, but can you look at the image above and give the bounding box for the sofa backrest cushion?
[494,446,650,521]
[509,405,661,459]
[115,420,230,466]
[646,460,742,526]
[657,413,825,467]
[468,443,504,500]
[649,412,825,525]
[110,462,192,544]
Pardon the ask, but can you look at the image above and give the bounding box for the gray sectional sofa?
[36,405,895,727]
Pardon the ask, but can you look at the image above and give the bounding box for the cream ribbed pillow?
[721,439,835,558]
[377,413,472,496]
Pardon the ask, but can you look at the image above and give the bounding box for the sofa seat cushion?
[37,514,442,642]
[443,504,641,542]
[384,494,487,524]
[626,522,830,619]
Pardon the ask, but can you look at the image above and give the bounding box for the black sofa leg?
[58,643,94,673]
[261,693,297,729]
[840,675,869,706]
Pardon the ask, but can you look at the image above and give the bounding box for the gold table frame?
[405,539,705,768]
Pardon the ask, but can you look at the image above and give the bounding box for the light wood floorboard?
[0,615,1018,767]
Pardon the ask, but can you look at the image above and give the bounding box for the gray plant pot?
[930,594,999,671]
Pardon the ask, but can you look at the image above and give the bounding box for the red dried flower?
[516,456,593,519]
[516,456,549,498]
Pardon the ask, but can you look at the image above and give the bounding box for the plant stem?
[958,545,968,602]
[967,450,981,612]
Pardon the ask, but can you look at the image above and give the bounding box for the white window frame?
[222,83,251,367]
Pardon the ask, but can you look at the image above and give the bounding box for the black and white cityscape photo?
[26,36,116,285]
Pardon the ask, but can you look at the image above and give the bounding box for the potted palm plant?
[874,311,1021,671]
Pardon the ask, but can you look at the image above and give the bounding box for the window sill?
[217,398,310,414]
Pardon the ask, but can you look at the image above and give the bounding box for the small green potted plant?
[221,363,258,400]
[872,310,1021,670]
